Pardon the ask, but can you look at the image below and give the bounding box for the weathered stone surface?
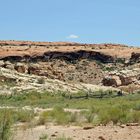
[0,75,16,82]
[0,50,116,63]
[4,61,15,70]
[0,67,119,95]
[28,64,41,75]
[0,61,4,67]
[119,75,134,86]
[0,40,140,93]
[43,50,115,63]
[130,52,140,64]
[102,68,140,88]
[14,63,27,73]
[102,76,121,87]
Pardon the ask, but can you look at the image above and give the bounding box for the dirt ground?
[14,124,140,140]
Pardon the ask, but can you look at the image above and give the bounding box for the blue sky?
[0,0,140,46]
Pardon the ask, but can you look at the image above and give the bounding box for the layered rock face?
[0,40,136,62]
[0,40,140,93]
[39,50,115,63]
[0,49,119,63]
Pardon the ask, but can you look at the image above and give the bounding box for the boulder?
[102,73,136,87]
[4,61,15,70]
[28,64,41,75]
[15,63,27,73]
[129,52,140,64]
[0,61,5,67]
[119,75,134,86]
[102,75,122,87]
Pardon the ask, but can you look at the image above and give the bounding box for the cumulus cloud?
[67,34,79,39]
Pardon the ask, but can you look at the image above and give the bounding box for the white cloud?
[67,34,79,39]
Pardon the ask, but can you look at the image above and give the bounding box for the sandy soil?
[14,124,140,140]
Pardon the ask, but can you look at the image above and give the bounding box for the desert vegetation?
[0,90,140,139]
[0,40,140,139]
[0,108,35,140]
[0,91,140,123]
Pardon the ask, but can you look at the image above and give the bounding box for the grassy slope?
[0,91,140,109]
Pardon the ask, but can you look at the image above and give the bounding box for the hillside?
[1,40,140,140]
[0,40,140,94]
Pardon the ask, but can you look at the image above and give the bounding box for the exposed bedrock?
[129,52,140,64]
[0,50,116,63]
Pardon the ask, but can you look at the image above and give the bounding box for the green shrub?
[126,111,140,123]
[0,109,14,140]
[38,106,71,125]
[83,111,94,123]
[15,109,35,122]
[69,112,78,123]
[133,104,140,111]
[96,107,126,124]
